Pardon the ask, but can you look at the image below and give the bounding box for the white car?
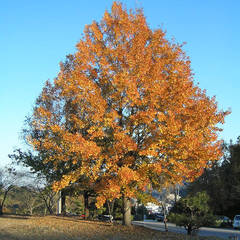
[233,215,240,229]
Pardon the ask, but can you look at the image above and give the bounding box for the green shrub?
[170,192,215,235]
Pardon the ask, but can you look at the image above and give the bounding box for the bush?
[170,192,215,235]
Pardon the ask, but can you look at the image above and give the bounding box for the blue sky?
[1,0,239,167]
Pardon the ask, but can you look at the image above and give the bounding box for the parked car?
[233,215,240,229]
[79,214,85,219]
[147,213,156,220]
[98,215,113,222]
[155,214,164,222]
[215,215,231,227]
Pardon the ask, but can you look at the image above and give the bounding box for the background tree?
[14,185,40,215]
[25,2,229,226]
[9,147,71,215]
[187,138,240,218]
[169,192,215,235]
[0,167,23,215]
[221,139,240,218]
[10,149,99,218]
[187,161,226,215]
[36,185,57,215]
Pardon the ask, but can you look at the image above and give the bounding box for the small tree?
[9,148,70,215]
[169,192,215,235]
[20,186,41,215]
[0,167,22,215]
[37,185,57,215]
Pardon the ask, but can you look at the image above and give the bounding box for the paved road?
[132,220,240,239]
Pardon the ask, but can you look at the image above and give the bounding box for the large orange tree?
[28,2,229,225]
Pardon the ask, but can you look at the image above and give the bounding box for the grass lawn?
[0,215,221,240]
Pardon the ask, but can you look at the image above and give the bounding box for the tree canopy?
[25,2,229,225]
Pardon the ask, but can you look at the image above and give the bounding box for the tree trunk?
[141,204,145,221]
[47,202,54,215]
[107,200,114,223]
[29,206,33,215]
[163,205,168,232]
[44,206,47,216]
[187,226,192,235]
[0,205,3,215]
[0,190,10,216]
[61,190,66,215]
[122,195,131,226]
[83,191,89,219]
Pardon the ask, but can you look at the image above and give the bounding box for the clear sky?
[1,0,239,167]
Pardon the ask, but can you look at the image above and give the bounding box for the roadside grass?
[0,215,222,240]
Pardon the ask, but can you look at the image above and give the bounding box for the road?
[132,220,240,239]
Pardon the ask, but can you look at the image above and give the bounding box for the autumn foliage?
[28,2,229,222]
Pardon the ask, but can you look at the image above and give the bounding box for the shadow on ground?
[0,214,30,220]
